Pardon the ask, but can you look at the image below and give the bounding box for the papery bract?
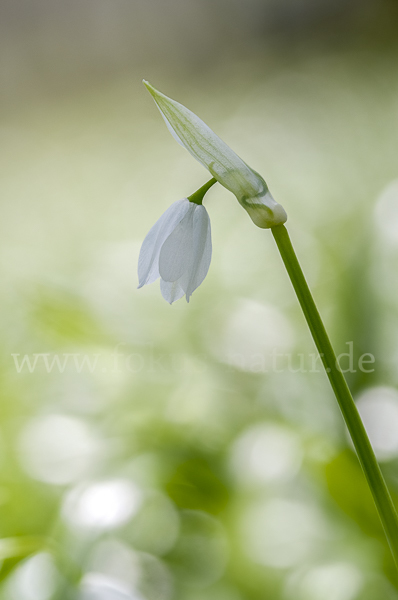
[143,80,287,229]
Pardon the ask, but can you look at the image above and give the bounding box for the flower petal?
[137,199,191,288]
[160,279,185,304]
[179,205,212,302]
[158,203,195,282]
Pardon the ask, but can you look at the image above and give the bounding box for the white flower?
[138,198,212,303]
[143,80,287,229]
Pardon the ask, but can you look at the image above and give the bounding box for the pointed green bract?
[143,80,287,229]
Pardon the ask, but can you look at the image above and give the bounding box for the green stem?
[188,178,217,205]
[271,223,398,566]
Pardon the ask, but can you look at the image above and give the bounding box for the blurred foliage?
[2,1,398,599]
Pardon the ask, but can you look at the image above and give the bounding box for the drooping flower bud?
[143,80,287,229]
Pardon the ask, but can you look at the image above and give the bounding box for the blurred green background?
[2,0,398,598]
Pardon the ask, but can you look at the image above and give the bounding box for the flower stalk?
[271,223,398,566]
[140,80,398,565]
[188,177,217,205]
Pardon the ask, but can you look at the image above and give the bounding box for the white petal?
[158,203,195,282]
[180,205,212,302]
[160,279,185,304]
[137,199,191,288]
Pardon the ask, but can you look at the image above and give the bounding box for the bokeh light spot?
[18,415,100,484]
[375,180,398,246]
[242,498,329,568]
[231,423,303,485]
[63,479,142,530]
[291,562,363,600]
[80,572,143,600]
[356,386,398,461]
[6,553,58,600]
[216,299,295,372]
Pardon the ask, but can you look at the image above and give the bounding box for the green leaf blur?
[2,1,398,599]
